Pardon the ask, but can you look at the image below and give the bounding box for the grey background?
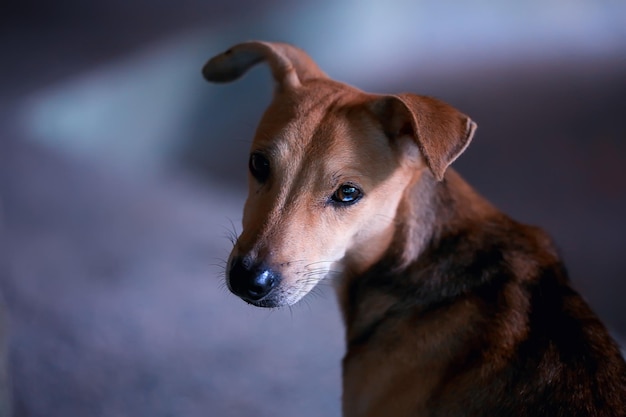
[2,1,625,416]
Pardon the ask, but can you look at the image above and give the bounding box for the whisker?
[303,260,336,269]
[373,213,401,224]
[217,280,229,293]
[221,217,240,248]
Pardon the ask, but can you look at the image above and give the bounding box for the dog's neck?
[337,168,499,331]
[391,168,498,270]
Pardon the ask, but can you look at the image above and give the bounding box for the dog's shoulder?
[421,214,626,415]
[346,203,626,415]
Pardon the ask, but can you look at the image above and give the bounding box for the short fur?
[202,41,626,416]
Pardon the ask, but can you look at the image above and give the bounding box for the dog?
[202,41,626,416]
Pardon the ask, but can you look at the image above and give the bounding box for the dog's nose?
[228,257,280,302]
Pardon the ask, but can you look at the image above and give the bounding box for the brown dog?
[202,41,626,416]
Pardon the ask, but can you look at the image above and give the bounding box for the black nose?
[228,257,280,302]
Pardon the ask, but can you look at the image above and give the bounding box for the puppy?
[202,41,626,416]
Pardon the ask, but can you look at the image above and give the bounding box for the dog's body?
[202,41,626,416]
[340,170,626,416]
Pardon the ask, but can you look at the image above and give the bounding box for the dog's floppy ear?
[202,41,327,89]
[370,94,477,181]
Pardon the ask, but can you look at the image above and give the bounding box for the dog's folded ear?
[202,41,327,89]
[370,94,477,181]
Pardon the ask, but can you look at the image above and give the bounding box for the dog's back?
[341,170,626,417]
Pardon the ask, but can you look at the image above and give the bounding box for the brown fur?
[203,41,626,416]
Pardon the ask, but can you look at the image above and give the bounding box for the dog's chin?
[242,297,282,308]
[235,285,314,308]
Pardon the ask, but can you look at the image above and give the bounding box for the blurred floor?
[2,1,626,416]
[1,138,344,417]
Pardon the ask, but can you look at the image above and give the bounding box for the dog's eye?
[249,152,270,182]
[331,184,363,205]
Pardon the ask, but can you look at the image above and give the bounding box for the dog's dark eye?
[249,152,270,182]
[331,184,363,205]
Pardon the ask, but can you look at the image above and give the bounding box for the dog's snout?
[228,257,280,303]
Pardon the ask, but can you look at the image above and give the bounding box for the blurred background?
[1,0,625,416]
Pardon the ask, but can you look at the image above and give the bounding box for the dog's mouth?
[226,256,332,308]
[241,295,282,308]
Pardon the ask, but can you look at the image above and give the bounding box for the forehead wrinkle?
[267,86,374,198]
[324,106,399,190]
[292,80,349,114]
[269,80,361,158]
[266,97,337,159]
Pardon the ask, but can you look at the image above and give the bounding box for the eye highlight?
[249,152,270,183]
[331,183,363,206]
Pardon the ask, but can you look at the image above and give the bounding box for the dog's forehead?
[253,80,372,151]
[250,80,399,190]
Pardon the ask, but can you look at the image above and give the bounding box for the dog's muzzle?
[228,257,281,306]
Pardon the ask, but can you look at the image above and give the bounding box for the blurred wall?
[2,1,625,416]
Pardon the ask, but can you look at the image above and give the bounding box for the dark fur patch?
[344,177,626,415]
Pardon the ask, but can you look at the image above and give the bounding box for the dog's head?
[203,41,476,307]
